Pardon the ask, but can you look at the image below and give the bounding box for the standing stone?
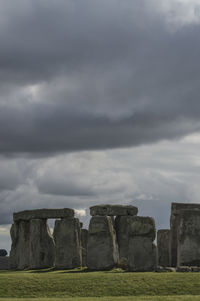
[81,229,88,267]
[116,216,156,271]
[29,219,55,269]
[170,202,200,267]
[115,216,131,260]
[128,236,157,271]
[90,205,138,216]
[115,216,155,256]
[177,210,200,267]
[128,216,157,271]
[53,217,82,269]
[10,221,30,270]
[157,229,170,267]
[87,216,119,270]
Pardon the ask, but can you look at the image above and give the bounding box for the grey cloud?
[0,1,199,155]
[1,0,200,250]
[37,178,96,197]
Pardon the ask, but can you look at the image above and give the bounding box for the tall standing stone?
[81,229,88,267]
[53,217,82,269]
[115,216,156,271]
[170,202,200,267]
[87,216,119,270]
[10,221,30,270]
[29,219,55,269]
[177,210,200,266]
[115,216,131,260]
[157,229,170,267]
[127,216,157,271]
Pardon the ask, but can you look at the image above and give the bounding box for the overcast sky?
[1,0,200,252]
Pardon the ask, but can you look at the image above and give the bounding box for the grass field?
[1,268,200,300]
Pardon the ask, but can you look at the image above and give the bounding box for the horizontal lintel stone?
[13,208,74,221]
[90,204,138,216]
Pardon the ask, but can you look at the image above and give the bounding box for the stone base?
[155,266,176,272]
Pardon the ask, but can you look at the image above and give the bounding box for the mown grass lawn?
[0,268,200,300]
[1,297,200,301]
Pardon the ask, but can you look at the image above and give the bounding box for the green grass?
[0,296,200,301]
[0,268,200,299]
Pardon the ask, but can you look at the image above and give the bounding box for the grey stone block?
[90,204,138,216]
[177,266,191,272]
[115,216,156,261]
[157,229,170,267]
[10,221,30,270]
[53,217,82,269]
[155,266,176,272]
[170,202,200,267]
[10,219,55,270]
[128,236,157,272]
[191,266,200,272]
[29,219,55,269]
[81,229,88,267]
[13,208,74,221]
[87,216,119,270]
[177,209,200,267]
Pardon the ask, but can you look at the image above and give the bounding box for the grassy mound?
[0,268,200,299]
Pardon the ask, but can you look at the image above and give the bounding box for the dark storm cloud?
[0,0,200,154]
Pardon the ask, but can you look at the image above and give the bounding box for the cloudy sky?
[1,0,200,252]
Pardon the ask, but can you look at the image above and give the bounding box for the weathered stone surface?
[10,221,30,270]
[129,216,156,238]
[87,216,119,270]
[53,217,82,269]
[177,209,200,267]
[10,219,55,270]
[0,257,10,270]
[157,229,170,267]
[81,229,88,267]
[0,249,7,257]
[128,236,157,272]
[115,216,130,260]
[115,216,156,260]
[14,208,74,222]
[177,266,191,272]
[29,219,55,269]
[90,205,138,216]
[191,266,200,272]
[170,202,200,267]
[155,266,176,272]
